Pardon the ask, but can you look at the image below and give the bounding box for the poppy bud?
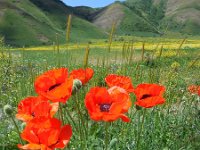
[72,79,82,94]
[3,104,13,115]
[135,105,142,110]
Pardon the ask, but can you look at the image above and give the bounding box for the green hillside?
[0,0,60,46]
[118,4,160,35]
[0,0,199,47]
[161,0,200,35]
[90,2,160,36]
[124,0,200,35]
[0,0,106,47]
[73,6,98,20]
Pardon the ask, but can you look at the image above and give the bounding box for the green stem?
[136,109,146,150]
[65,108,79,133]
[105,122,109,150]
[11,116,23,144]
[59,103,64,125]
[74,94,87,137]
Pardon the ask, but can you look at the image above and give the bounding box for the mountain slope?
[0,0,199,47]
[91,2,158,35]
[0,0,106,46]
[162,0,200,34]
[101,0,200,35]
[0,0,59,46]
[29,0,106,42]
[125,0,200,35]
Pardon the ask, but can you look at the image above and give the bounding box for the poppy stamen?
[100,104,111,112]
[141,94,151,100]
[49,83,61,91]
[31,112,35,117]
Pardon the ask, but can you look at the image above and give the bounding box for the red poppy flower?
[134,83,165,108]
[105,74,134,93]
[70,68,94,85]
[16,96,58,122]
[188,85,200,95]
[18,117,72,150]
[34,68,73,103]
[85,86,131,122]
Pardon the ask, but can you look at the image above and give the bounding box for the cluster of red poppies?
[188,85,200,96]
[16,68,94,150]
[16,67,166,149]
[85,74,165,122]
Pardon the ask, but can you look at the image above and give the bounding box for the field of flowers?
[0,36,200,150]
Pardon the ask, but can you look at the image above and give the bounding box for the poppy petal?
[50,102,59,117]
[45,77,73,103]
[119,114,131,122]
[70,68,94,85]
[90,112,103,121]
[34,68,73,103]
[16,114,33,122]
[135,83,165,98]
[21,129,40,144]
[102,114,120,122]
[18,143,41,150]
[38,129,60,146]
[85,86,131,122]
[52,125,72,148]
[135,96,165,108]
[105,74,134,93]
[33,101,51,118]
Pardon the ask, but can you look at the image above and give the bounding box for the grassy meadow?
[0,35,200,150]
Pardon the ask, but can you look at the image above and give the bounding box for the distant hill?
[0,0,106,46]
[89,0,200,36]
[161,0,200,35]
[0,0,199,46]
[123,0,200,35]
[90,2,159,36]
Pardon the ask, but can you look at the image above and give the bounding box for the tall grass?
[108,22,117,52]
[66,14,72,47]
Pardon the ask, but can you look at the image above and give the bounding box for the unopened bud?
[72,79,82,94]
[135,105,142,110]
[4,104,13,115]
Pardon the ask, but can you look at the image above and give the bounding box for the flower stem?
[59,103,64,125]
[105,122,109,150]
[74,94,87,137]
[136,109,146,150]
[65,108,79,133]
[10,116,23,144]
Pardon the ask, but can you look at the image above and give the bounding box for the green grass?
[0,36,200,149]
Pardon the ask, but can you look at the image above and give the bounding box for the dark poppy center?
[100,104,111,112]
[31,112,35,117]
[141,94,151,100]
[49,83,61,91]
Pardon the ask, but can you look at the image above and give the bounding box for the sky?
[62,0,125,8]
